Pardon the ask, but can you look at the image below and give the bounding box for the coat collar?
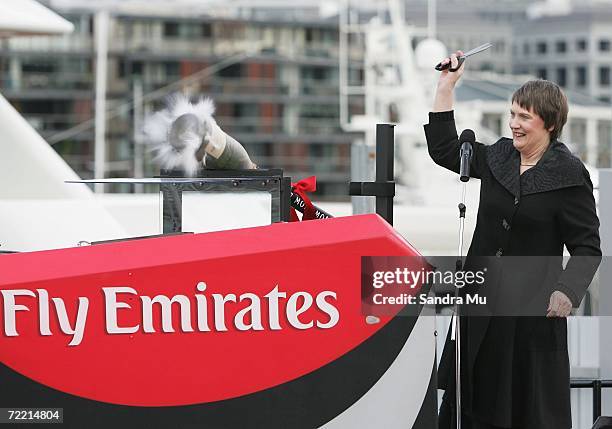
[486,138,585,197]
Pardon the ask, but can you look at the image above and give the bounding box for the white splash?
[142,93,215,176]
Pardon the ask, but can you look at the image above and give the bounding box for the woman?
[425,52,602,428]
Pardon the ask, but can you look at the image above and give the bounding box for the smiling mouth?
[513,132,526,138]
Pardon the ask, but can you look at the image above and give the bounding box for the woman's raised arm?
[423,51,486,178]
[433,51,464,112]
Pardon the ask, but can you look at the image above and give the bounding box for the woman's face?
[509,102,553,153]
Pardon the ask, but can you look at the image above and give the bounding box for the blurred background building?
[0,1,357,197]
[0,0,611,200]
[2,2,612,425]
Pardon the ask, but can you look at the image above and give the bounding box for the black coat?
[424,111,602,429]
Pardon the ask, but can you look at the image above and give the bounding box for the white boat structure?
[0,0,130,252]
[1,2,611,427]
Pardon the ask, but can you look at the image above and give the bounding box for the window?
[301,66,328,81]
[556,40,567,53]
[537,41,547,54]
[523,42,530,55]
[304,27,336,45]
[132,61,143,76]
[118,59,126,78]
[163,61,180,78]
[232,103,258,118]
[217,22,245,39]
[537,68,547,80]
[305,27,314,43]
[598,120,612,168]
[348,67,364,86]
[600,66,610,86]
[21,61,56,73]
[163,21,179,37]
[201,23,212,38]
[495,40,506,53]
[599,39,611,52]
[577,39,588,52]
[163,22,212,39]
[570,119,587,160]
[576,66,587,87]
[219,63,243,78]
[556,67,567,87]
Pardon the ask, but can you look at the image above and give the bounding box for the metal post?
[94,10,109,194]
[348,124,395,224]
[600,169,612,417]
[594,379,602,423]
[451,185,468,429]
[133,78,144,193]
[427,0,437,39]
[339,0,349,129]
[375,124,394,225]
[351,139,376,215]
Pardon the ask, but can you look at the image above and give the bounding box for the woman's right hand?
[432,51,465,112]
[437,50,465,90]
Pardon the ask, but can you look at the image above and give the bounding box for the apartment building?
[0,6,362,199]
[2,0,611,198]
[512,7,612,103]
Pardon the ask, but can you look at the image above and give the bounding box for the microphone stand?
[453,140,473,429]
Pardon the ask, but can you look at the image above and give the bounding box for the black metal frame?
[349,124,396,225]
[571,379,612,423]
[160,168,290,233]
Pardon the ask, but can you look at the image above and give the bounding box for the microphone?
[459,129,475,182]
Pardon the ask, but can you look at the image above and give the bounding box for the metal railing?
[570,379,612,423]
[0,74,93,91]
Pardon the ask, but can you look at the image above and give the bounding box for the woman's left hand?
[546,290,573,317]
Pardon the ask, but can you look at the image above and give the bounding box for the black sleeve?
[556,167,602,307]
[423,111,487,179]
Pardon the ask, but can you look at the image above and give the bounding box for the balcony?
[299,42,337,58]
[297,117,340,135]
[0,72,93,92]
[214,116,283,135]
[21,113,93,141]
[254,155,350,181]
[139,76,290,99]
[212,116,340,136]
[300,80,338,96]
[110,39,214,57]
[6,36,93,53]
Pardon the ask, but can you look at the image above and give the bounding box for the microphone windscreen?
[459,129,476,144]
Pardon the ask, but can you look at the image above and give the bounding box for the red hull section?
[0,214,421,406]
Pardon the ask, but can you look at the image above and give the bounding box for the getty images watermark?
[361,255,603,317]
[371,266,486,305]
[361,256,487,316]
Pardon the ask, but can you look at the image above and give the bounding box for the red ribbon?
[290,176,318,222]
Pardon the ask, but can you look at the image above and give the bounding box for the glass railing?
[253,155,349,174]
[0,74,93,91]
[300,82,339,96]
[6,36,93,52]
[142,77,290,96]
[22,114,92,134]
[23,112,341,137]
[110,39,214,56]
